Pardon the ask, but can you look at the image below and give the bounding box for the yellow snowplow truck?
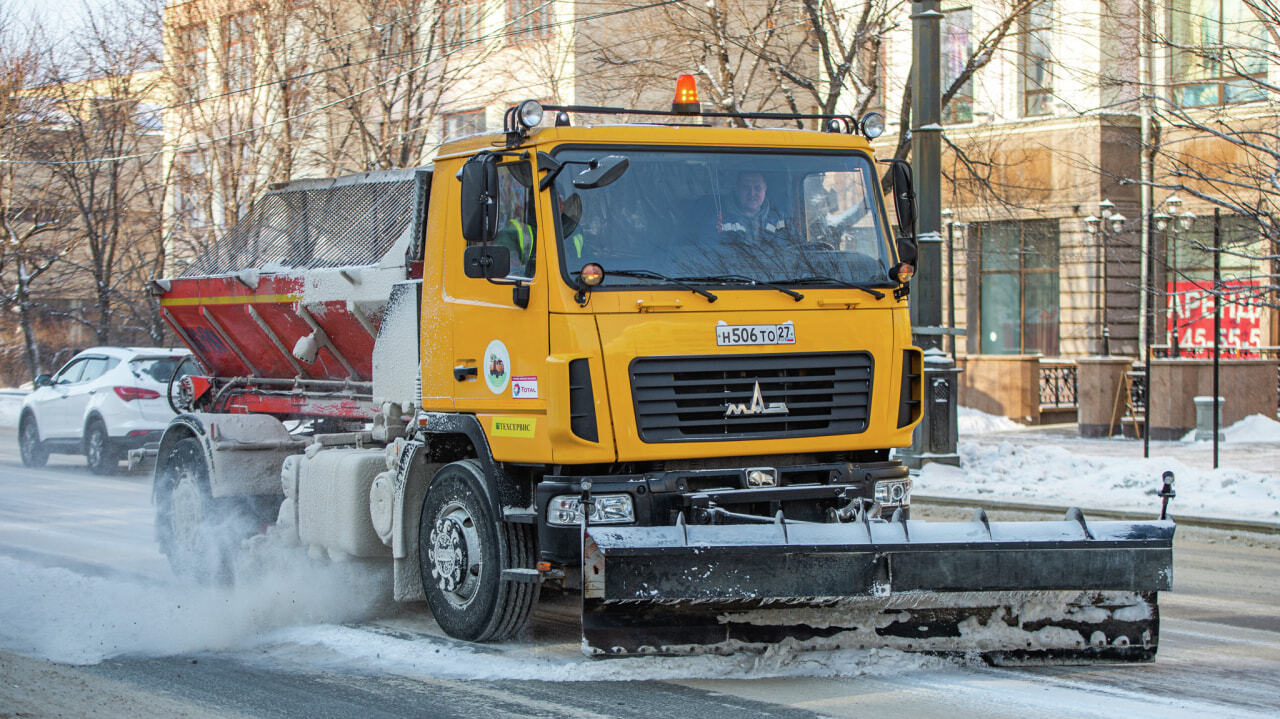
[151,86,1174,662]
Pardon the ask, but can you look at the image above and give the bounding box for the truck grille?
[630,352,873,442]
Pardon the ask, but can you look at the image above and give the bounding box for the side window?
[492,163,535,277]
[54,359,88,385]
[80,358,111,382]
[804,170,877,255]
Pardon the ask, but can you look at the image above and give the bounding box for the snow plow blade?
[582,509,1173,663]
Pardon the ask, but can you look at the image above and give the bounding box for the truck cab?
[426,120,922,568]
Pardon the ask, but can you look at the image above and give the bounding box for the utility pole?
[901,0,960,468]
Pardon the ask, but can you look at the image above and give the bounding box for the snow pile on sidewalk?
[916,440,1279,521]
[957,407,1022,434]
[1181,413,1280,443]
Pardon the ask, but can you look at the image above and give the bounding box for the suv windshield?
[552,148,891,289]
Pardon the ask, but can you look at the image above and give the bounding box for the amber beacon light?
[671,74,701,114]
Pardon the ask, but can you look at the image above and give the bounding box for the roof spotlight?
[859,112,885,139]
[516,100,544,130]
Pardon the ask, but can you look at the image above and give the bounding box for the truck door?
[442,157,551,461]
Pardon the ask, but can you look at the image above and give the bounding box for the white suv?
[18,347,193,474]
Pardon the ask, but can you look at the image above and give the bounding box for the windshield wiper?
[675,274,804,302]
[605,269,718,302]
[770,275,886,300]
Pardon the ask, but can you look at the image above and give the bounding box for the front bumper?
[535,459,908,564]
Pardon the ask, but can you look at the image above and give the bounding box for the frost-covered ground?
[918,408,1280,523]
[1,403,1278,717]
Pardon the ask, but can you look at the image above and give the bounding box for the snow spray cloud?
[0,530,390,665]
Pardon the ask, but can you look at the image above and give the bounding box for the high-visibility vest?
[508,219,533,260]
[572,233,584,258]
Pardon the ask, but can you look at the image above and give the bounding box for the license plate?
[715,323,796,346]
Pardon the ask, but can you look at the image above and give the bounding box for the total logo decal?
[512,376,539,399]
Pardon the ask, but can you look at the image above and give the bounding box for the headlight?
[547,493,635,526]
[516,99,544,129]
[874,479,911,506]
[859,111,885,139]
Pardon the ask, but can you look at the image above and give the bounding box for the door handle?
[454,365,478,381]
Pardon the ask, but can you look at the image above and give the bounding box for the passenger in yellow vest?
[567,231,586,261]
[495,218,534,276]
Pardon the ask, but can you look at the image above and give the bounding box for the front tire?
[85,419,119,475]
[155,437,252,583]
[18,414,48,468]
[418,460,537,642]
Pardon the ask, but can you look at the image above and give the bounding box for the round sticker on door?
[484,339,511,394]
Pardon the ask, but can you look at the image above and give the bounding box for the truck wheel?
[19,414,48,468]
[84,419,119,475]
[155,437,246,584]
[418,460,537,642]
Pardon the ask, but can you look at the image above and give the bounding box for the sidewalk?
[911,410,1280,529]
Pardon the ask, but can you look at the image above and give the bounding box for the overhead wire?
[1,0,688,166]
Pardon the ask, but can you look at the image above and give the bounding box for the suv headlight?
[547,493,635,526]
[874,478,911,506]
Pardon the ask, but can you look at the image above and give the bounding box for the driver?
[718,171,792,246]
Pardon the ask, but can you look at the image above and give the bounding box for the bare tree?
[309,0,504,171]
[0,9,77,380]
[1138,0,1279,312]
[577,0,800,122]
[32,0,169,346]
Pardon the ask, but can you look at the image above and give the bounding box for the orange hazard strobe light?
[672,74,701,114]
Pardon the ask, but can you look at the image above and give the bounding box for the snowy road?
[1,428,1278,718]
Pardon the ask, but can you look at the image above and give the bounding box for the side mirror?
[34,374,52,388]
[888,160,917,265]
[459,153,498,244]
[572,155,629,189]
[560,193,583,237]
[463,244,511,279]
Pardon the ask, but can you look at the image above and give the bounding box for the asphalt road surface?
[1,427,1277,718]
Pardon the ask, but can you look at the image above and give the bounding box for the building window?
[442,109,486,140]
[1019,0,1053,116]
[978,220,1060,355]
[222,13,256,92]
[1164,215,1269,354]
[508,0,552,41]
[1170,0,1268,106]
[942,8,973,124]
[176,24,209,100]
[175,151,208,230]
[444,0,484,47]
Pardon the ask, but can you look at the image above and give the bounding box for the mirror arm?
[537,152,563,191]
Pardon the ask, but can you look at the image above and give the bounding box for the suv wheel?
[84,419,119,475]
[19,414,49,468]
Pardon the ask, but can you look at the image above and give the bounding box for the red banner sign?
[1166,279,1266,357]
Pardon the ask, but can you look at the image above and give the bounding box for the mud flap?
[582,510,1173,661]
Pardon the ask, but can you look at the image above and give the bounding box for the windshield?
[551,148,892,289]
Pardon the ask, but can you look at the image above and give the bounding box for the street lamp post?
[1156,195,1196,357]
[1084,201,1127,356]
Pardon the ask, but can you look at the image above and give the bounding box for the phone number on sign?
[715,323,796,346]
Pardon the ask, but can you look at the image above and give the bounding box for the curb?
[913,494,1280,535]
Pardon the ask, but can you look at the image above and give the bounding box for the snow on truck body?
[149,95,1174,661]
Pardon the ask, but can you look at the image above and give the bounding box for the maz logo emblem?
[725,381,789,417]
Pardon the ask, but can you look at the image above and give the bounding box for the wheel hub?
[427,503,482,608]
